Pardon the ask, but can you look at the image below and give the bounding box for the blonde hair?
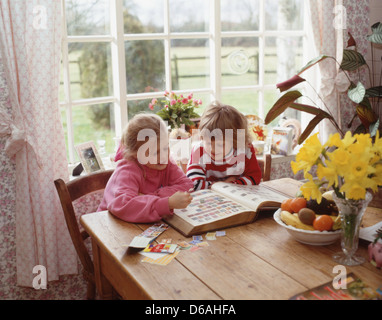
[199,101,252,147]
[121,113,168,161]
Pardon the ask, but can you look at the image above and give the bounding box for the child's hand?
[169,191,192,209]
[222,176,237,183]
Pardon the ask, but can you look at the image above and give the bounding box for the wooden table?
[80,178,382,300]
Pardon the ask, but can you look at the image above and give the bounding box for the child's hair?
[121,113,168,160]
[198,101,252,147]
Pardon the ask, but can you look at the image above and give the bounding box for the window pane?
[191,93,211,117]
[221,38,259,87]
[221,0,259,32]
[125,40,165,94]
[171,39,210,91]
[66,0,110,35]
[169,0,209,32]
[68,43,113,100]
[265,0,304,31]
[221,90,259,116]
[72,103,116,160]
[127,98,155,120]
[124,0,164,34]
[264,36,303,85]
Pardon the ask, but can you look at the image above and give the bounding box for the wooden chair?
[54,169,114,299]
[257,153,272,182]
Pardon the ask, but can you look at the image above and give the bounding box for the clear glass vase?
[332,192,373,266]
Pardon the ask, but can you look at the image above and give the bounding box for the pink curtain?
[0,0,77,286]
[340,0,371,132]
[309,0,345,142]
[308,0,371,140]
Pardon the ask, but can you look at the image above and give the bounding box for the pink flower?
[182,98,188,104]
[165,105,169,109]
[164,90,169,96]
[188,93,193,99]
[170,99,176,106]
[148,103,154,110]
[151,98,158,105]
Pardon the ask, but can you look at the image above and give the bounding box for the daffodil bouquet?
[291,131,382,203]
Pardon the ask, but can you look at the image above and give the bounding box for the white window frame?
[60,0,309,163]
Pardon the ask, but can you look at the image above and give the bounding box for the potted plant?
[150,91,201,172]
[265,22,382,144]
[149,91,201,131]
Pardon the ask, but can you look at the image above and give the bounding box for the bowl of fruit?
[273,191,341,246]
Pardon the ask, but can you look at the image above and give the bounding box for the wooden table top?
[80,178,382,300]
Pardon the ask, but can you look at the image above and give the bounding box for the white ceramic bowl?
[273,209,341,246]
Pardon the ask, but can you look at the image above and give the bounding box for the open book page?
[211,182,288,211]
[173,189,252,227]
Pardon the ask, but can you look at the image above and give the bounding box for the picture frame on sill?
[75,141,104,174]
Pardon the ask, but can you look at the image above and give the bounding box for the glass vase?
[332,192,373,266]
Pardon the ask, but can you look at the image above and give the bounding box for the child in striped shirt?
[187,101,262,190]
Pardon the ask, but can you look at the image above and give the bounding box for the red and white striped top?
[186,142,262,190]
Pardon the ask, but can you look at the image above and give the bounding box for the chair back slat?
[54,169,114,299]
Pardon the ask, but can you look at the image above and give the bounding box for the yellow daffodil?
[341,131,356,148]
[317,161,339,188]
[291,133,323,174]
[325,132,342,148]
[300,173,323,204]
[340,181,366,200]
[291,131,382,202]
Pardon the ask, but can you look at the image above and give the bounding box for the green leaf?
[367,22,382,44]
[290,103,332,118]
[298,114,327,145]
[365,86,382,98]
[297,55,329,75]
[264,91,302,124]
[369,120,380,137]
[348,82,366,104]
[341,49,366,71]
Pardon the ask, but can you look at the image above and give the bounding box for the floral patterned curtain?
[308,0,345,143]
[308,0,371,141]
[0,0,77,286]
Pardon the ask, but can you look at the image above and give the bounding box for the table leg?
[92,238,113,299]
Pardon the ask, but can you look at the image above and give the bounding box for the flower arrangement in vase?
[291,130,382,265]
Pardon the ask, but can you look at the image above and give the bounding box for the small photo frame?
[75,141,104,174]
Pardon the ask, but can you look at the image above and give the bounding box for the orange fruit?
[290,197,307,213]
[313,215,334,231]
[281,198,293,212]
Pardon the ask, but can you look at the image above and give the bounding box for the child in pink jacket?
[98,114,193,223]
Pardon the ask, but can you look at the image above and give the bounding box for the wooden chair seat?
[54,169,114,299]
[257,153,272,182]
